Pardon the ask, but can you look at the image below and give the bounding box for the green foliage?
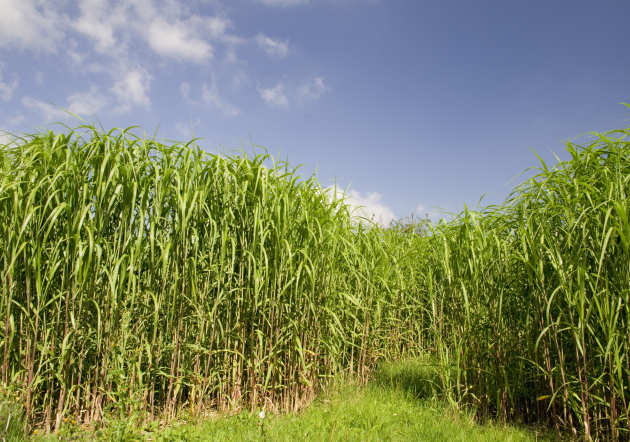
[152,366,541,442]
[0,125,426,434]
[0,387,26,442]
[422,127,630,439]
[34,358,543,441]
[2,122,630,440]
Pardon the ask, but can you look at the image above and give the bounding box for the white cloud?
[332,188,396,227]
[70,1,237,65]
[131,1,236,61]
[255,0,310,6]
[66,40,106,72]
[202,16,233,39]
[298,76,327,100]
[72,0,123,52]
[225,47,239,63]
[258,82,288,108]
[22,86,107,120]
[202,79,240,117]
[231,70,249,90]
[175,118,201,139]
[111,68,152,113]
[180,81,191,100]
[0,0,242,68]
[67,41,86,65]
[4,1,308,119]
[145,18,214,62]
[22,97,67,121]
[0,69,18,101]
[0,0,65,51]
[255,33,289,58]
[66,86,108,116]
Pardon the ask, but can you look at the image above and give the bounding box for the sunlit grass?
[33,359,550,441]
[0,125,427,434]
[2,117,630,440]
[421,125,630,439]
[155,383,539,442]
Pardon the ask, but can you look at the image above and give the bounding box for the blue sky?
[1,0,629,224]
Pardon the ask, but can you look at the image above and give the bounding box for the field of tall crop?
[1,121,629,440]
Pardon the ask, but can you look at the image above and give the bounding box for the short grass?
[154,385,542,442]
[33,359,553,441]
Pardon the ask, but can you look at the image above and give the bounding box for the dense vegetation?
[37,359,538,441]
[0,122,629,440]
[426,126,630,440]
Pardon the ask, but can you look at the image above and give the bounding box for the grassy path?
[34,360,553,441]
[154,383,547,442]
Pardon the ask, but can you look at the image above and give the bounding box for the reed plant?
[1,121,629,440]
[0,125,425,433]
[424,126,630,439]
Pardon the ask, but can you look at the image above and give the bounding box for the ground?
[33,359,554,441]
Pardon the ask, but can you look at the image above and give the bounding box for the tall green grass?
[1,121,629,440]
[424,126,630,439]
[0,126,426,433]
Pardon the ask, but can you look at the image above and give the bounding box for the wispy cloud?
[0,68,18,101]
[231,70,249,90]
[180,81,191,101]
[332,188,397,227]
[145,18,214,62]
[258,82,289,108]
[0,0,65,52]
[1,0,324,123]
[181,78,241,117]
[0,0,245,63]
[298,76,327,100]
[71,1,237,64]
[22,97,67,121]
[175,118,201,139]
[66,86,108,116]
[111,68,152,113]
[22,86,108,120]
[202,78,241,117]
[72,0,125,53]
[255,0,310,6]
[66,41,107,73]
[255,33,289,58]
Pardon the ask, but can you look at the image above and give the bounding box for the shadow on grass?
[371,357,449,401]
[370,359,562,442]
